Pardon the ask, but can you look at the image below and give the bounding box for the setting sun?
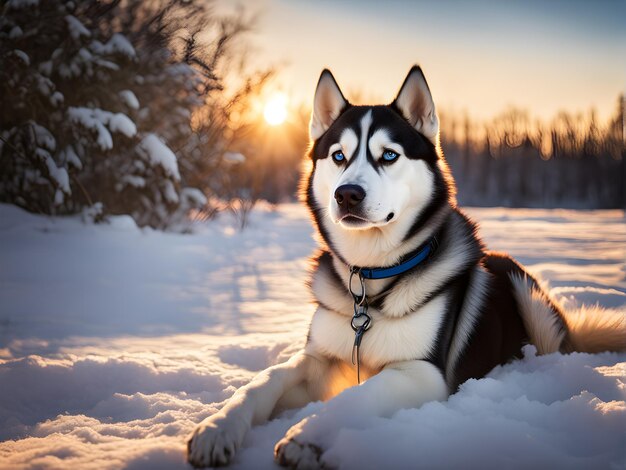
[263,93,288,125]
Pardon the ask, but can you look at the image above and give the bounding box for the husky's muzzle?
[334,184,367,222]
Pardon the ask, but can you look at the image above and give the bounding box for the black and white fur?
[187,66,626,469]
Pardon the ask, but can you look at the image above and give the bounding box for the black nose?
[334,184,366,210]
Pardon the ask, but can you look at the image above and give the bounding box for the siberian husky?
[187,66,626,468]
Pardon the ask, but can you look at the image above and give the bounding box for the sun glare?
[264,93,288,126]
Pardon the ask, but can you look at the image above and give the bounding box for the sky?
[218,0,625,123]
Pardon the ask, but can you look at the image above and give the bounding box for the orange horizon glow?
[215,0,625,125]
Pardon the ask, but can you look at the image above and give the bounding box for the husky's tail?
[559,304,626,353]
[510,274,626,354]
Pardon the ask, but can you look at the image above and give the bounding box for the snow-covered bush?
[0,0,265,228]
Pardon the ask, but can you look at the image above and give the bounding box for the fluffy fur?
[187,66,626,469]
[510,274,566,354]
[561,305,626,353]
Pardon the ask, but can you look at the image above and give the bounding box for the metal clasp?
[349,267,367,306]
[348,267,372,384]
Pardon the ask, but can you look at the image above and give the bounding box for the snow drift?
[0,204,624,469]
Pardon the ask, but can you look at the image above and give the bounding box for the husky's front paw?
[274,418,331,469]
[187,414,248,468]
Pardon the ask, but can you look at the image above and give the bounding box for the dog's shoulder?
[482,251,527,279]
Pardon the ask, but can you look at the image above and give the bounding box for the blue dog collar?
[353,237,438,280]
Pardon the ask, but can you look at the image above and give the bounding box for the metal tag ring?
[351,314,371,332]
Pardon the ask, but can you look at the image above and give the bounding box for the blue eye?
[382,149,399,162]
[332,150,345,163]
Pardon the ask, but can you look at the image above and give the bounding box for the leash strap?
[347,237,438,384]
[349,269,371,384]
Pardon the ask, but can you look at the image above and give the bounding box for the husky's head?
[304,66,456,267]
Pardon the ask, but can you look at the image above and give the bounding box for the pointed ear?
[310,69,348,140]
[393,66,439,143]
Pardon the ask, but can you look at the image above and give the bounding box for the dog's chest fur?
[306,246,454,371]
[308,293,446,369]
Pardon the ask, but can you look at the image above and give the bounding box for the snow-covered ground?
[0,203,624,469]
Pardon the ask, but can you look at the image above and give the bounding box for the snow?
[224,151,246,164]
[119,175,146,189]
[181,188,208,207]
[107,112,137,137]
[35,74,54,97]
[107,34,136,58]
[32,144,70,197]
[41,152,70,195]
[9,26,23,39]
[163,179,179,204]
[68,107,111,150]
[119,90,140,110]
[0,204,624,469]
[138,134,181,180]
[59,145,81,170]
[32,123,56,151]
[90,34,136,59]
[77,47,93,62]
[65,15,91,40]
[38,60,53,76]
[11,49,29,65]
[49,91,64,107]
[68,107,137,150]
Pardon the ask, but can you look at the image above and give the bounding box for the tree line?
[439,99,625,209]
[229,98,625,210]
